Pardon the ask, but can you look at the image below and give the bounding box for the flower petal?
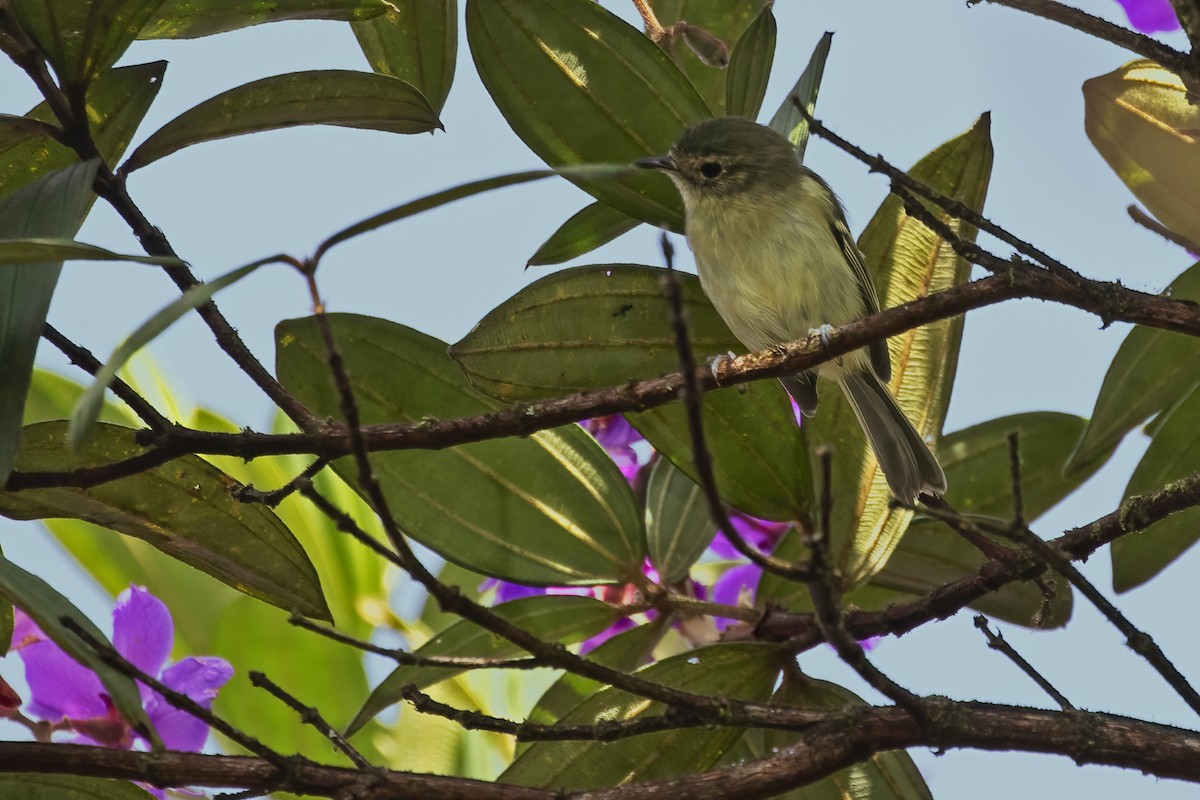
[113,586,173,681]
[146,657,232,752]
[1116,0,1180,32]
[18,634,105,722]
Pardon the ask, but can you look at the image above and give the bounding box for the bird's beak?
[634,155,677,172]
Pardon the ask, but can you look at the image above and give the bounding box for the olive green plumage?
[638,117,945,503]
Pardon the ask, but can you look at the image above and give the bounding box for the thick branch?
[3,702,1199,798]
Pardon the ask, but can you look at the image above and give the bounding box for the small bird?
[636,116,945,503]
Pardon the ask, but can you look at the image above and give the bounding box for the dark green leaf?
[0,62,164,199]
[740,672,933,799]
[0,238,181,266]
[1069,260,1200,474]
[940,412,1108,522]
[353,0,457,113]
[11,0,165,88]
[348,595,621,735]
[646,457,714,582]
[724,3,775,119]
[466,0,709,229]
[123,70,441,172]
[767,32,832,162]
[522,619,666,737]
[141,0,389,39]
[527,202,640,267]
[1113,385,1200,591]
[69,255,282,447]
[501,643,783,789]
[0,774,154,798]
[649,0,769,114]
[630,382,811,523]
[277,313,646,585]
[0,161,99,482]
[0,551,154,744]
[451,264,741,401]
[0,421,331,621]
[806,115,992,588]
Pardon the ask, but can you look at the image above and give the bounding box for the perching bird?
[636,116,945,503]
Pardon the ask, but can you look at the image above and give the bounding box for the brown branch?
[16,254,1200,492]
[2,702,1200,797]
[757,469,1200,645]
[967,0,1196,79]
[248,672,370,769]
[974,615,1074,710]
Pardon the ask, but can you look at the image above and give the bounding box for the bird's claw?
[809,324,842,366]
[707,351,737,384]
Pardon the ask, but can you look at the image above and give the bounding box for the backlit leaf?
[353,0,457,113]
[278,313,646,585]
[141,0,389,39]
[646,458,714,582]
[466,0,709,229]
[527,202,640,267]
[124,70,441,172]
[724,3,776,119]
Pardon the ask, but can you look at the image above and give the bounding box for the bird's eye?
[699,161,723,179]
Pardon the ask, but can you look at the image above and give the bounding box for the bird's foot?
[808,324,842,366]
[707,351,737,384]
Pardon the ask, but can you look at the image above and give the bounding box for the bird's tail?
[838,370,946,504]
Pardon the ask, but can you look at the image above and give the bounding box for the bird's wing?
[829,216,891,383]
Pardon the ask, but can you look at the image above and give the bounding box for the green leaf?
[941,412,1108,522]
[0,551,155,744]
[646,457,714,582]
[348,595,621,735]
[630,383,811,523]
[316,165,632,257]
[1069,260,1200,474]
[448,264,811,520]
[0,421,331,621]
[0,774,154,799]
[522,619,666,736]
[767,32,832,162]
[353,0,457,114]
[466,0,709,229]
[11,0,166,89]
[649,0,769,115]
[277,313,646,585]
[501,643,783,789]
[724,3,776,119]
[740,672,933,799]
[1,62,165,200]
[0,237,182,266]
[140,0,389,39]
[805,115,993,588]
[123,70,441,172]
[1113,385,1200,591]
[1084,60,1200,247]
[527,202,640,267]
[69,255,282,448]
[0,161,99,482]
[451,264,741,400]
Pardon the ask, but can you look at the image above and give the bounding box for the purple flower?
[11,586,232,758]
[581,415,646,482]
[1116,0,1179,33]
[709,514,791,629]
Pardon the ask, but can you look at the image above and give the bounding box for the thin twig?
[234,458,329,507]
[631,0,667,41]
[657,231,813,583]
[42,324,171,432]
[1008,431,1026,530]
[974,615,1073,710]
[287,613,552,671]
[968,0,1196,80]
[247,672,371,769]
[805,451,922,714]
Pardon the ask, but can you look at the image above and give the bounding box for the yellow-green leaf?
[1084,60,1200,246]
[805,115,993,588]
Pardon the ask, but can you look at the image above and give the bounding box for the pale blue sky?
[1,1,1197,796]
